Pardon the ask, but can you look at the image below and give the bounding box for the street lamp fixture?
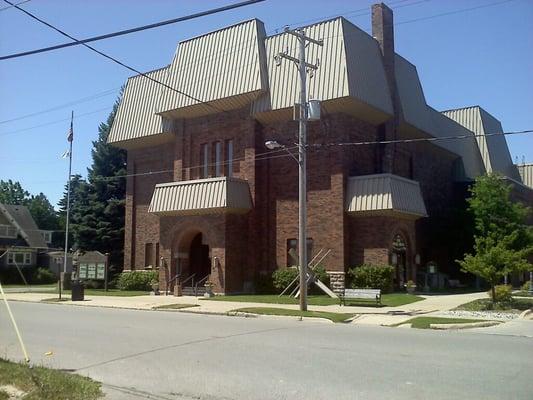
[265,140,282,150]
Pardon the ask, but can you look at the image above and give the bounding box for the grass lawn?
[153,303,199,310]
[204,293,423,307]
[397,317,488,329]
[2,284,57,289]
[232,307,356,323]
[454,297,533,313]
[36,288,149,297]
[0,358,102,400]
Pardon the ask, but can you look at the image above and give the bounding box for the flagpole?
[60,111,74,300]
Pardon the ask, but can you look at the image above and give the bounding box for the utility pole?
[276,28,322,311]
[60,111,74,300]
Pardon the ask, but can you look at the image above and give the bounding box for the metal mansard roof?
[148,177,253,216]
[345,174,427,218]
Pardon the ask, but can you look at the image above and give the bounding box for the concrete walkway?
[4,291,488,325]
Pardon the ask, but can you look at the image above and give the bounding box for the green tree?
[0,179,30,204]
[26,193,57,229]
[458,174,532,301]
[71,95,126,270]
[55,174,86,248]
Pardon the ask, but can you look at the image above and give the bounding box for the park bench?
[339,288,381,306]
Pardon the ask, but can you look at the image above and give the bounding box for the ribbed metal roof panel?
[108,67,169,144]
[443,106,521,180]
[517,164,533,188]
[148,177,252,215]
[157,19,267,116]
[252,18,393,116]
[346,174,427,217]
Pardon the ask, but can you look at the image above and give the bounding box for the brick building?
[108,4,532,293]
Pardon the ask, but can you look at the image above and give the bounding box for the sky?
[1,0,532,208]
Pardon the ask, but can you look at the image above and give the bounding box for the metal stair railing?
[181,273,196,291]
[166,274,180,295]
[194,274,210,296]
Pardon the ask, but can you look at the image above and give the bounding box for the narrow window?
[215,141,222,177]
[144,243,153,268]
[24,253,31,265]
[201,144,209,178]
[226,139,234,177]
[155,243,160,268]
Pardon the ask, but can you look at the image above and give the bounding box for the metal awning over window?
[345,174,427,218]
[149,177,252,216]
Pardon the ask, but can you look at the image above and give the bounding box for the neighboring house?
[0,203,53,269]
[108,4,533,293]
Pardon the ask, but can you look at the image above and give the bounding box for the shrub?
[272,268,298,292]
[32,268,56,284]
[116,271,158,291]
[347,264,394,293]
[521,281,531,292]
[490,284,512,303]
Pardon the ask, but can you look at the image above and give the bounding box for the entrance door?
[395,251,407,288]
[189,233,210,279]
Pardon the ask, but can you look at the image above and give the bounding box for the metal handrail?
[166,274,180,295]
[181,273,196,288]
[194,274,210,296]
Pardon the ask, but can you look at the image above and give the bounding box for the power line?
[0,0,29,11]
[0,0,522,133]
[394,0,518,26]
[315,129,533,148]
[0,0,266,60]
[69,129,533,184]
[0,107,112,136]
[0,87,120,125]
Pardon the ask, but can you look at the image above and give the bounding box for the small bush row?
[347,264,394,293]
[116,270,158,291]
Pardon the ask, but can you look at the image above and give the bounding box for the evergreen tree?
[71,95,126,269]
[458,174,532,301]
[56,174,86,249]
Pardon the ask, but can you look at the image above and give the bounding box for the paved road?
[1,302,532,400]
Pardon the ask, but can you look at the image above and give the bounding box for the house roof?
[0,203,47,248]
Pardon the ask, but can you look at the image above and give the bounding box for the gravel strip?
[435,310,519,321]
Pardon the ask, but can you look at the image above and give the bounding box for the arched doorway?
[189,233,210,279]
[172,230,211,282]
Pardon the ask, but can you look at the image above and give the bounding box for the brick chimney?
[372,3,399,174]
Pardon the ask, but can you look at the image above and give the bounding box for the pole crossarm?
[284,27,324,46]
[277,52,319,70]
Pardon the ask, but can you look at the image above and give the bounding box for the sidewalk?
[4,291,487,323]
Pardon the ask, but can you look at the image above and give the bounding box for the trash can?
[71,281,84,301]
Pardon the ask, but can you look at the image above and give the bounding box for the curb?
[429,321,501,330]
[519,308,532,319]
